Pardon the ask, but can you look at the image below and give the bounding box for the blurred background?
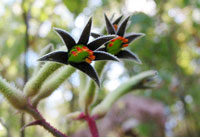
[0,0,200,137]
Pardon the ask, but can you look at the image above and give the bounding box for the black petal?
[112,15,123,25]
[91,32,103,38]
[125,33,145,44]
[87,35,116,50]
[93,51,119,62]
[38,51,69,65]
[78,17,92,45]
[96,47,107,52]
[116,16,130,36]
[116,50,142,64]
[54,28,76,51]
[70,62,100,87]
[104,13,115,34]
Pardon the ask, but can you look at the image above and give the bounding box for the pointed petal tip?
[137,59,142,64]
[53,27,60,32]
[139,33,146,37]
[37,57,45,61]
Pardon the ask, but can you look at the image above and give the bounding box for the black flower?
[91,14,144,64]
[38,17,119,87]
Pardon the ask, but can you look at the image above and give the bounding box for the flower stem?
[85,115,99,137]
[25,102,69,137]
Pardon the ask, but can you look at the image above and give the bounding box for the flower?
[38,17,119,87]
[91,14,145,64]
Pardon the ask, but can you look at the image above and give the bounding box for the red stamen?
[118,36,123,40]
[113,24,118,30]
[88,50,93,55]
[89,55,96,60]
[83,46,88,51]
[111,39,116,42]
[71,51,77,56]
[122,44,128,47]
[123,39,128,43]
[76,47,82,52]
[85,58,92,64]
[108,43,113,47]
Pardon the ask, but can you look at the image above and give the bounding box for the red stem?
[26,99,69,137]
[85,115,99,137]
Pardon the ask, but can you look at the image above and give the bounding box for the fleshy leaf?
[116,16,130,36]
[91,32,103,38]
[125,33,145,44]
[38,51,69,65]
[54,28,76,51]
[93,51,119,62]
[87,35,116,50]
[78,17,92,44]
[116,49,142,64]
[69,62,100,87]
[112,15,123,25]
[104,13,115,34]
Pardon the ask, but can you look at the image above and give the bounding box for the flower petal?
[69,62,100,87]
[54,28,76,51]
[93,51,119,62]
[116,16,130,36]
[96,47,107,52]
[125,33,145,44]
[78,17,92,45]
[116,49,142,64]
[91,32,103,38]
[87,35,116,50]
[112,15,123,25]
[38,51,69,65]
[104,13,115,34]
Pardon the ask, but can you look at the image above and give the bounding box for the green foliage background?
[0,0,200,137]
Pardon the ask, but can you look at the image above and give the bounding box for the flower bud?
[0,76,27,110]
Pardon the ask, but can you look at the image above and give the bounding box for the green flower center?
[106,36,129,55]
[68,45,95,63]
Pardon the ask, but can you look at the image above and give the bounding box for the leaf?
[62,0,88,16]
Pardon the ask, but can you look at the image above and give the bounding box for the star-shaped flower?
[91,14,145,64]
[38,17,119,87]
